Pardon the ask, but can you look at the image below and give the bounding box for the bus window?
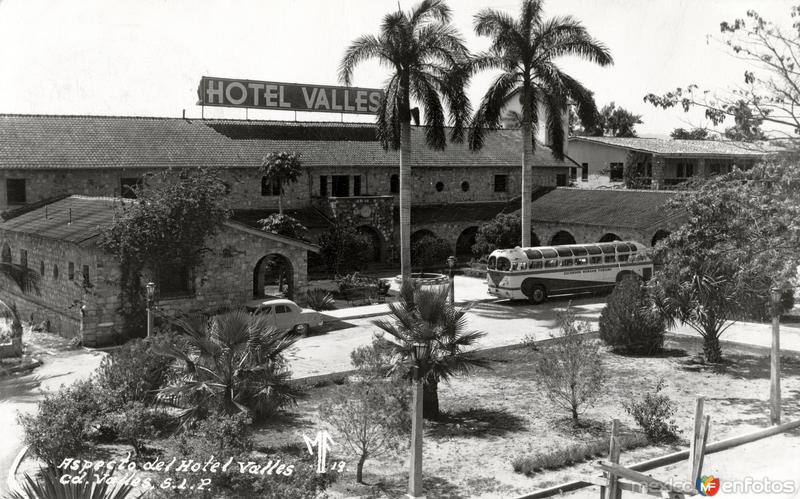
[561,259,573,267]
[524,249,543,260]
[618,254,629,262]
[572,246,588,256]
[530,261,543,269]
[511,262,518,270]
[519,262,528,270]
[590,256,602,264]
[605,255,617,263]
[575,257,588,265]
[544,259,559,268]
[497,257,511,271]
[488,256,496,269]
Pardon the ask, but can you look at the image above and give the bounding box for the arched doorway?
[530,231,541,247]
[455,226,479,259]
[356,225,383,263]
[550,230,576,246]
[1,243,10,263]
[651,229,671,247]
[253,254,294,300]
[599,233,622,242]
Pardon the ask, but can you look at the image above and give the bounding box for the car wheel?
[528,285,547,305]
[294,323,309,336]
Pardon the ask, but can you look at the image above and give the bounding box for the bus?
[486,241,653,303]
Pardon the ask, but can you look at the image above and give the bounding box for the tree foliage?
[411,234,451,272]
[472,213,522,257]
[317,223,372,276]
[644,5,800,139]
[258,213,308,241]
[575,102,642,137]
[599,276,665,354]
[531,305,606,422]
[99,168,231,336]
[670,127,710,140]
[260,152,303,215]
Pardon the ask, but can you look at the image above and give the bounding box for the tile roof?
[569,136,782,157]
[0,114,574,170]
[525,188,682,230]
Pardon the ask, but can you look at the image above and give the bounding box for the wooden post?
[770,288,782,425]
[688,397,705,486]
[606,419,621,499]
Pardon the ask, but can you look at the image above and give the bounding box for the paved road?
[0,348,105,495]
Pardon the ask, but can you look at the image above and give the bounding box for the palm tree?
[154,308,303,425]
[373,282,489,420]
[339,0,471,280]
[468,0,613,247]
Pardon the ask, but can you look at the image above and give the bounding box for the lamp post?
[146,282,155,338]
[446,255,456,305]
[770,287,782,425]
[408,341,429,499]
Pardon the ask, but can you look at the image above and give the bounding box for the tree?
[259,213,308,241]
[469,0,612,247]
[670,127,710,140]
[317,223,372,276]
[599,276,665,354]
[322,380,408,484]
[644,5,800,140]
[340,0,471,280]
[154,309,303,425]
[372,282,489,420]
[596,102,642,137]
[260,152,303,215]
[410,234,451,272]
[472,213,522,257]
[531,305,606,423]
[99,168,231,335]
[648,160,800,362]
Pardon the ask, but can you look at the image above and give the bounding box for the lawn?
[250,334,800,499]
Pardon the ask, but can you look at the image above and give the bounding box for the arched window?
[461,181,470,192]
[435,181,444,192]
[1,243,11,263]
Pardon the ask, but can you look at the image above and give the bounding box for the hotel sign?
[198,76,384,115]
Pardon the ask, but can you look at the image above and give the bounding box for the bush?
[472,213,521,257]
[624,379,680,442]
[350,335,398,380]
[258,213,308,240]
[511,433,648,475]
[305,288,336,311]
[95,338,174,410]
[599,277,665,354]
[410,235,451,272]
[108,402,163,457]
[318,223,372,275]
[19,379,103,466]
[532,306,606,423]
[191,412,254,454]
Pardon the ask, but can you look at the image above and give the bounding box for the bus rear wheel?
[525,284,547,304]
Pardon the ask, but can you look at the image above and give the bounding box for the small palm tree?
[8,466,137,499]
[373,282,489,420]
[261,151,302,215]
[154,309,303,425]
[0,262,41,295]
[340,0,472,280]
[469,0,613,246]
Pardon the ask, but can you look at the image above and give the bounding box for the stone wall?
[327,196,395,261]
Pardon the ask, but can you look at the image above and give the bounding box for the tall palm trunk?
[520,121,533,247]
[400,121,412,279]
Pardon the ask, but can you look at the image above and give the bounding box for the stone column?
[651,156,665,190]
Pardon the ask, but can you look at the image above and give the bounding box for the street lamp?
[408,341,429,499]
[446,255,456,305]
[146,282,156,338]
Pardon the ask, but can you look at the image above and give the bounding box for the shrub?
[8,466,136,499]
[624,379,680,442]
[305,288,336,311]
[108,402,162,457]
[191,412,253,454]
[410,234,451,272]
[599,277,665,354]
[318,223,372,275]
[95,338,174,410]
[258,213,308,240]
[511,433,648,476]
[350,335,398,380]
[532,306,606,423]
[19,379,103,466]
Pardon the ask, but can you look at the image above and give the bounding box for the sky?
[0,0,793,136]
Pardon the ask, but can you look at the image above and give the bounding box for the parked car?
[243,298,324,335]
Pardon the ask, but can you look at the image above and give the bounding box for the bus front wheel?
[527,284,547,305]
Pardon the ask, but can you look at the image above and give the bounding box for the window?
[493,175,508,192]
[261,176,281,196]
[618,254,629,262]
[276,304,291,314]
[435,181,444,192]
[53,264,59,280]
[590,256,602,264]
[561,259,573,267]
[496,257,511,271]
[604,255,616,263]
[544,259,559,268]
[569,168,577,181]
[120,178,143,199]
[82,265,90,286]
[609,163,624,181]
[390,174,399,194]
[581,163,589,182]
[6,179,26,204]
[319,176,328,196]
[530,261,543,269]
[676,161,695,178]
[646,163,653,177]
[159,266,193,296]
[68,262,75,280]
[575,257,588,266]
[331,175,350,197]
[461,181,470,192]
[353,176,361,196]
[487,256,496,269]
[556,174,568,186]
[40,261,44,276]
[20,249,27,268]
[1,244,10,263]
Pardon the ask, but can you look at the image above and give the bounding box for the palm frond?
[339,34,388,86]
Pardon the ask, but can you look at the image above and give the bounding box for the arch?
[529,231,541,247]
[253,254,294,300]
[599,233,622,243]
[356,225,384,262]
[651,229,671,247]
[455,226,479,259]
[550,230,576,246]
[1,243,10,263]
[411,229,438,246]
